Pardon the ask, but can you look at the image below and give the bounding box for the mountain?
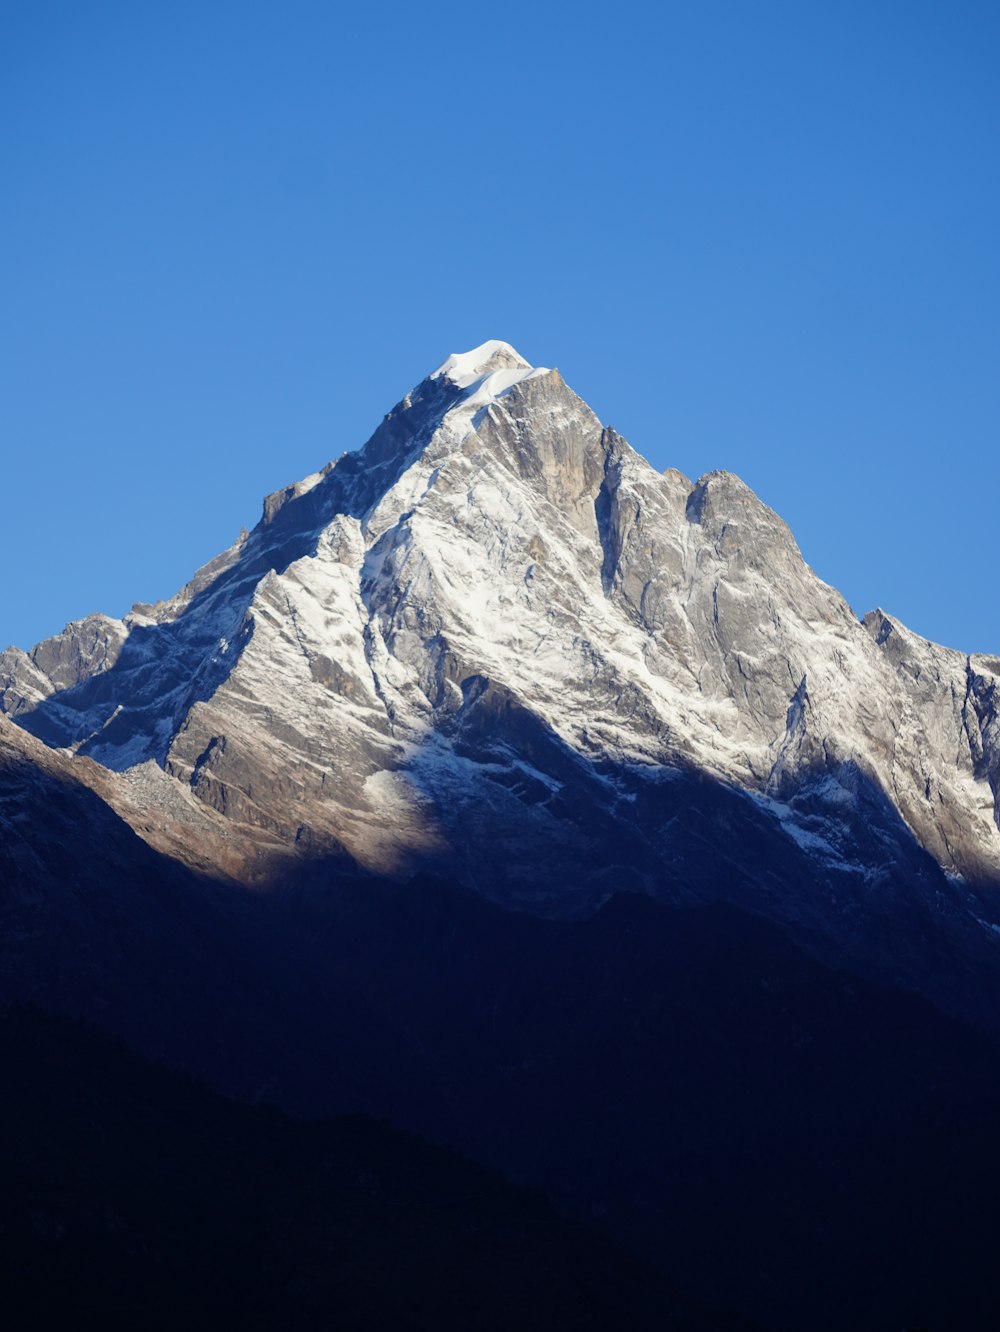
[3,339,999,1027]
[4,341,1000,1329]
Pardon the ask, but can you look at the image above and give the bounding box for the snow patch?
[431,339,531,384]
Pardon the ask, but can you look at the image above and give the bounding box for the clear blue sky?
[2,1,998,653]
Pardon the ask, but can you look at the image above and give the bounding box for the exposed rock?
[0,613,127,717]
[3,339,999,1024]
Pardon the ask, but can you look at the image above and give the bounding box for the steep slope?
[3,341,999,1024]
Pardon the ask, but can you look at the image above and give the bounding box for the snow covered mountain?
[3,339,999,1021]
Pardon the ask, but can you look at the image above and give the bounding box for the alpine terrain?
[4,340,999,1009]
[3,340,1000,1331]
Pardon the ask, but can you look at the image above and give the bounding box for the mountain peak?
[4,340,1000,935]
[431,339,532,386]
[426,340,552,412]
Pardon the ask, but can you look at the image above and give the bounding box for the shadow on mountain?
[1,1003,733,1332]
[5,706,1000,1329]
[390,678,1000,1034]
[6,768,1000,1329]
[226,868,1000,1332]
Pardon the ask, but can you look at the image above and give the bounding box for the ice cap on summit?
[430,340,550,406]
[432,340,533,385]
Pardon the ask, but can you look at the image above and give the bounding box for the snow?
[428,341,552,409]
[463,366,551,407]
[431,339,531,384]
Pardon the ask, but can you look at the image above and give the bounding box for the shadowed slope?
[3,748,1000,1331]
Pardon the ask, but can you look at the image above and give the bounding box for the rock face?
[0,613,126,717]
[3,340,1000,1022]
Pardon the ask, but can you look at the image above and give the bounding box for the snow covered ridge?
[1,340,999,943]
[430,339,551,406]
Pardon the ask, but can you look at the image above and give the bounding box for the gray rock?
[4,339,1000,1027]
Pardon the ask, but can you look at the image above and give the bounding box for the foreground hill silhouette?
[0,1004,739,1332]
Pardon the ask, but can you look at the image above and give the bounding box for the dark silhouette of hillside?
[0,1004,739,1332]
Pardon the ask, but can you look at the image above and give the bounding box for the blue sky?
[2,0,998,653]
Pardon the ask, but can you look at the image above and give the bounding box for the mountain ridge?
[2,339,998,1028]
